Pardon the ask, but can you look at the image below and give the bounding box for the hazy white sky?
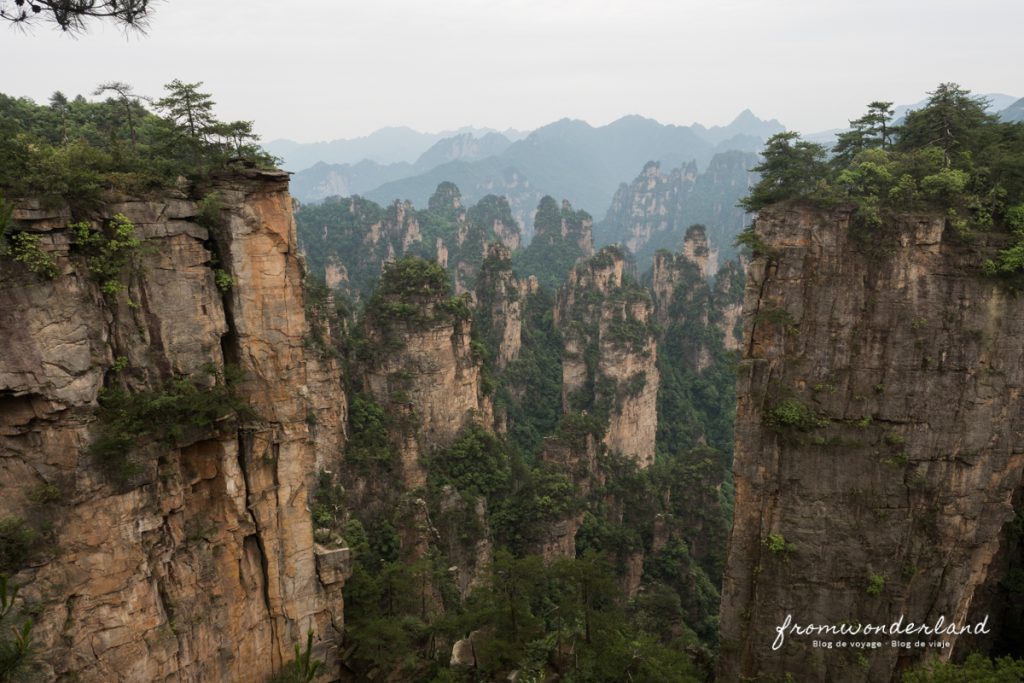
[1,0,1021,142]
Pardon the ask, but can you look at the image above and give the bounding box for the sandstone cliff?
[473,243,537,370]
[555,247,658,468]
[359,259,493,489]
[0,169,348,682]
[719,205,1024,681]
[651,225,745,364]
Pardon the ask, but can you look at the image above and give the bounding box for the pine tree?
[0,0,152,32]
[740,132,830,212]
[832,101,895,165]
[898,83,996,167]
[156,80,216,141]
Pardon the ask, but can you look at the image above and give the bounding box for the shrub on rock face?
[767,399,829,432]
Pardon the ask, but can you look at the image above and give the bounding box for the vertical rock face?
[681,222,716,278]
[651,225,712,325]
[712,257,746,352]
[360,265,493,488]
[555,247,659,468]
[652,226,745,362]
[0,169,347,683]
[719,205,1024,682]
[560,199,596,258]
[474,244,533,369]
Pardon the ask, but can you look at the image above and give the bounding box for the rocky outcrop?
[595,151,757,267]
[651,226,711,327]
[712,257,746,352]
[601,160,697,257]
[719,205,1024,682]
[516,195,595,291]
[651,225,745,369]
[474,244,536,370]
[297,195,423,299]
[555,247,658,468]
[360,261,493,489]
[0,168,348,682]
[297,186,522,300]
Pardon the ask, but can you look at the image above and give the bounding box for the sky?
[1,0,1021,143]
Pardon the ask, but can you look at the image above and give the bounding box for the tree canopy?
[740,83,1024,247]
[0,80,274,210]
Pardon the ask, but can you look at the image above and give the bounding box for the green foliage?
[25,484,61,506]
[902,653,1024,682]
[832,101,896,166]
[342,548,454,679]
[734,226,772,256]
[196,192,225,229]
[884,431,906,446]
[295,183,515,302]
[767,398,830,432]
[0,521,39,575]
[493,288,564,457]
[0,197,9,238]
[294,196,389,299]
[515,196,593,291]
[740,131,831,212]
[214,268,234,292]
[428,426,511,499]
[395,551,704,683]
[741,83,1024,259]
[365,257,464,331]
[866,572,885,596]
[898,84,998,166]
[0,83,274,208]
[0,197,58,279]
[3,232,57,279]
[311,471,347,547]
[553,411,606,449]
[606,313,654,353]
[269,631,322,683]
[89,364,248,481]
[984,205,1024,275]
[346,395,392,466]
[70,213,141,297]
[0,574,34,683]
[488,459,582,556]
[765,533,795,555]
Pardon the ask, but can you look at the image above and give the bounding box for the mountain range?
[283,110,783,239]
[266,125,526,171]
[276,92,1020,249]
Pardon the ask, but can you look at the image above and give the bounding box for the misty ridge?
[278,93,1022,245]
